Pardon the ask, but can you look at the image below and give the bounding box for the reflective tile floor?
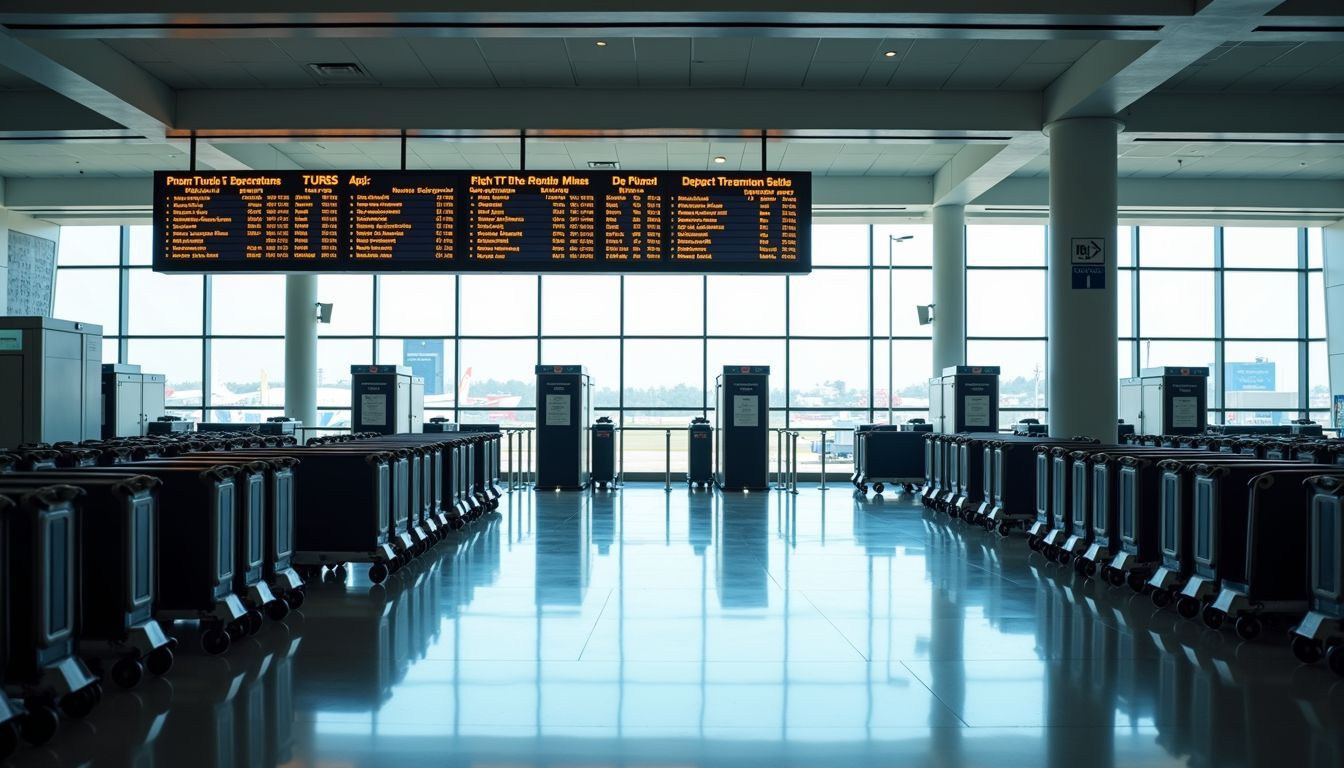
[9,486,1344,767]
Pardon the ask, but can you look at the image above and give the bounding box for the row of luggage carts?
[919,430,1344,680]
[0,427,502,756]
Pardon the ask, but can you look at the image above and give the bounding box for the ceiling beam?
[175,87,1042,133]
[0,91,125,133]
[931,136,1046,206]
[976,176,1344,213]
[1122,92,1344,141]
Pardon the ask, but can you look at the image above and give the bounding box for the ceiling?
[101,36,1100,91]
[1,2,1343,216]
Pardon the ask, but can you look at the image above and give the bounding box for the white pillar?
[1323,220,1344,419]
[1046,118,1121,442]
[931,204,966,376]
[285,274,318,428]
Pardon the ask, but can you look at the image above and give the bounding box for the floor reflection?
[8,487,1344,768]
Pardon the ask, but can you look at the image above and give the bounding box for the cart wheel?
[245,609,264,636]
[224,621,245,643]
[1177,596,1201,619]
[998,521,1012,536]
[146,647,174,677]
[1072,557,1088,574]
[202,627,230,656]
[1327,644,1344,677]
[59,687,96,720]
[858,484,868,494]
[1127,572,1148,593]
[333,564,349,581]
[1151,589,1173,608]
[1234,615,1262,641]
[1292,635,1324,664]
[266,599,290,622]
[285,589,306,610]
[1108,569,1127,588]
[111,657,144,690]
[1043,545,1058,561]
[0,719,18,760]
[874,483,884,494]
[1201,604,1225,630]
[369,562,389,585]
[981,518,994,533]
[19,704,58,746]
[1057,551,1072,566]
[1027,536,1041,551]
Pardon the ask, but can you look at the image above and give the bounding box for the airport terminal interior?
[3,2,1344,766]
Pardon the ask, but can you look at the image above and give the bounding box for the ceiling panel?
[745,38,817,88]
[690,61,747,87]
[635,39,690,87]
[813,39,882,63]
[692,38,752,62]
[0,64,35,91]
[943,41,1039,90]
[566,37,635,63]
[341,39,435,86]
[1161,41,1344,92]
[406,39,497,87]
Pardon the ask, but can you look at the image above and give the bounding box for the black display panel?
[153,170,810,273]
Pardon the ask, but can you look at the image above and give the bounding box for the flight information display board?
[153,170,809,273]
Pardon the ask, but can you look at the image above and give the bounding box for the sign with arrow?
[1070,236,1105,289]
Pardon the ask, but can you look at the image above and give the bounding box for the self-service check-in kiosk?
[715,365,770,491]
[1119,366,1209,436]
[928,366,1000,434]
[351,365,424,435]
[535,365,591,491]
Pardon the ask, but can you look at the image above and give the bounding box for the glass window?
[873,339,932,416]
[317,275,374,336]
[128,225,152,266]
[624,339,703,407]
[707,339,786,407]
[126,339,203,406]
[541,275,619,336]
[459,338,536,408]
[619,411,696,473]
[706,275,782,336]
[967,224,1044,267]
[1118,340,1135,380]
[1138,226,1213,268]
[1308,228,1323,269]
[789,340,868,410]
[873,224,932,267]
[541,338,619,408]
[456,408,535,429]
[1309,271,1325,339]
[210,274,285,335]
[127,270,202,335]
[624,275,703,336]
[378,275,455,336]
[211,339,285,409]
[789,269,868,336]
[57,225,119,266]
[965,339,1046,411]
[872,267,931,339]
[200,408,284,427]
[1309,340,1328,410]
[967,269,1045,337]
[1116,226,1133,268]
[1224,342,1299,414]
[1117,268,1134,338]
[1139,271,1214,337]
[102,338,120,365]
[317,339,373,407]
[812,223,870,266]
[53,268,119,332]
[1223,227,1298,269]
[376,339,454,400]
[459,277,537,336]
[1224,272,1297,338]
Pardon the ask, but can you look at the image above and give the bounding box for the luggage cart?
[0,473,174,689]
[0,486,101,746]
[1210,469,1343,641]
[855,429,924,495]
[1291,474,1344,676]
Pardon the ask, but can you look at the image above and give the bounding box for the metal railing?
[502,427,536,492]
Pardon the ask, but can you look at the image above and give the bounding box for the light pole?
[887,234,914,425]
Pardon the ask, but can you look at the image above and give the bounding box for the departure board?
[153,170,809,273]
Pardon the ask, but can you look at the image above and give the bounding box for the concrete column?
[931,204,966,376]
[285,274,318,428]
[1046,118,1121,442]
[1322,220,1344,419]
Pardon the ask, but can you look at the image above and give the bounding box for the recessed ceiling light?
[883,50,897,58]
[595,40,607,47]
[713,156,726,164]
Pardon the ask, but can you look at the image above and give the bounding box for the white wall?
[1322,220,1344,423]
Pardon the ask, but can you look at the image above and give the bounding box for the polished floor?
[10,485,1344,768]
